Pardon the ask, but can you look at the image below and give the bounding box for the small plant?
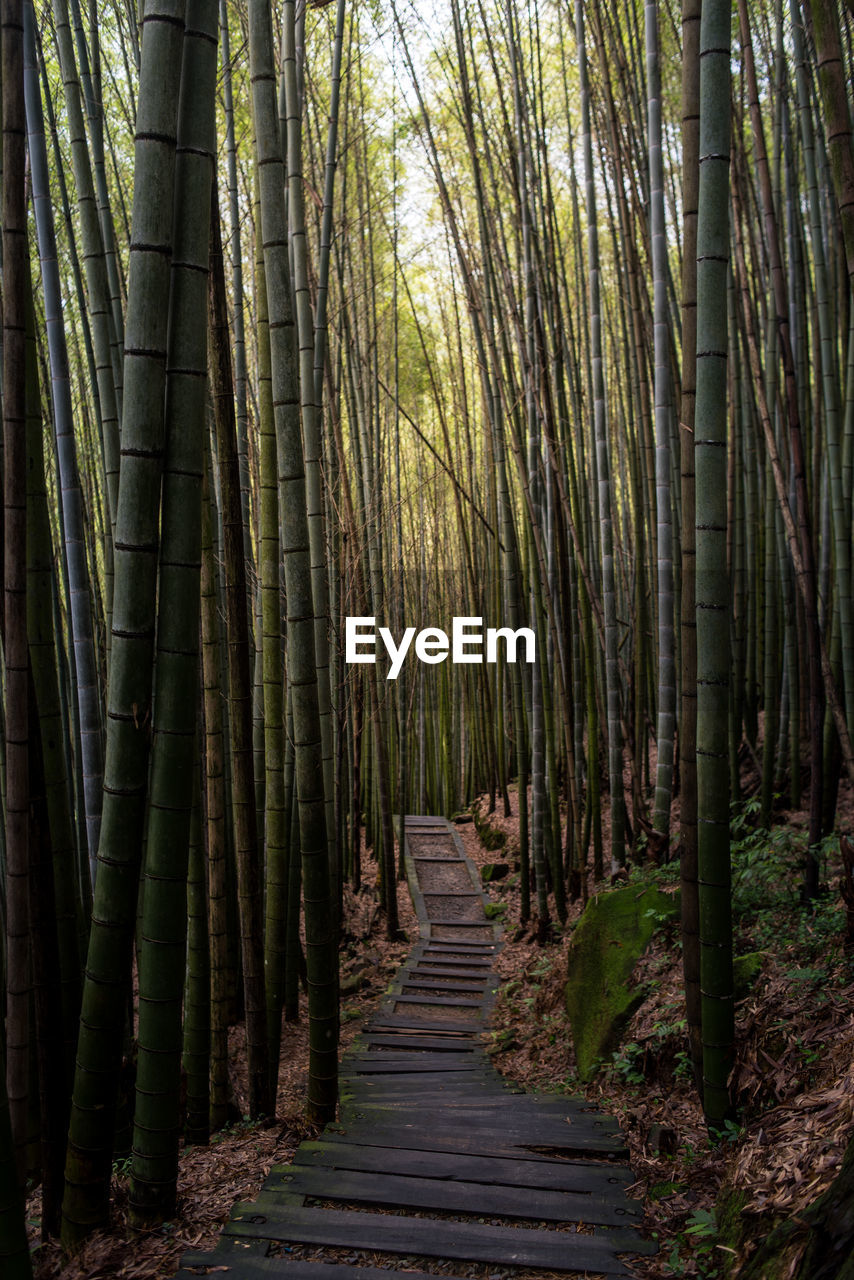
[666,1208,723,1278]
[719,1118,744,1145]
[609,1042,645,1086]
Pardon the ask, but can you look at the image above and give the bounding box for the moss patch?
[565,885,678,1081]
[733,951,765,1000]
[715,1186,748,1275]
[474,808,507,850]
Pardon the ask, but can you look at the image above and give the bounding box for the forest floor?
[27,856,420,1280]
[29,772,854,1280]
[461,773,854,1280]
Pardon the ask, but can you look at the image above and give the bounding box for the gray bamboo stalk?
[647,0,675,838]
[576,0,624,869]
[791,0,854,737]
[25,0,105,887]
[68,0,125,400]
[738,0,824,883]
[313,0,346,412]
[50,0,121,548]
[219,0,254,578]
[282,0,336,896]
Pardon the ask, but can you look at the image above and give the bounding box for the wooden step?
[224,1199,652,1275]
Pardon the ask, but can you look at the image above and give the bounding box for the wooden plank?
[224,1201,650,1273]
[356,1033,478,1051]
[398,977,487,993]
[342,1086,571,1105]
[338,1104,622,1138]
[293,1140,636,1193]
[430,929,496,940]
[326,1121,628,1159]
[410,963,493,975]
[177,1259,468,1280]
[420,941,497,952]
[345,1064,494,1075]
[427,921,494,931]
[344,1083,612,1117]
[421,890,482,898]
[411,855,464,863]
[348,1053,492,1070]
[346,1061,500,1075]
[178,1237,271,1265]
[342,1085,513,1102]
[365,1016,482,1033]
[398,986,487,1001]
[391,993,484,1008]
[266,1163,643,1228]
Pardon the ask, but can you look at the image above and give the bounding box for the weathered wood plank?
[398,978,487,994]
[339,1103,621,1137]
[341,1090,601,1111]
[411,855,466,863]
[366,1016,482,1033]
[292,1140,636,1192]
[420,941,497,952]
[344,1082,610,1116]
[176,1259,467,1280]
[390,993,485,1008]
[348,1053,493,1071]
[178,1237,271,1265]
[421,890,482,898]
[406,963,492,976]
[224,1201,651,1273]
[265,1163,643,1228]
[356,1033,479,1051]
[329,1119,628,1159]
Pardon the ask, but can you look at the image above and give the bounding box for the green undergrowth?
[480,793,854,1278]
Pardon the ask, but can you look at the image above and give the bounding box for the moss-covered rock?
[715,1186,749,1275]
[564,885,678,1081]
[733,951,765,1000]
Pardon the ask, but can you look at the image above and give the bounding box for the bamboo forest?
[5,0,854,1275]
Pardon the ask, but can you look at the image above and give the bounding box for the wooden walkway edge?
[174,816,654,1279]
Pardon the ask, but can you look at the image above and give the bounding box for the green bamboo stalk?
[183,778,210,1146]
[4,0,31,1181]
[248,0,337,1122]
[282,1,336,899]
[695,0,734,1130]
[129,0,217,1222]
[209,201,271,1121]
[201,468,230,1133]
[61,0,186,1245]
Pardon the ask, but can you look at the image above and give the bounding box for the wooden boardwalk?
[175,817,653,1279]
